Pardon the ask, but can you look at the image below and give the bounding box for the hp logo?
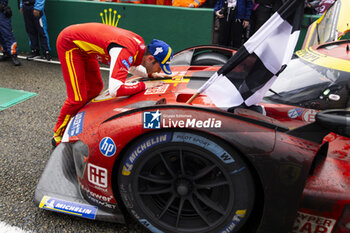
[99,137,116,157]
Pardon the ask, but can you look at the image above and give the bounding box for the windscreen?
[264,58,340,105]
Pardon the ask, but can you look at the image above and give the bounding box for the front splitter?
[34,143,125,223]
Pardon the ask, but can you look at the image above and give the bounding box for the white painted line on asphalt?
[0,222,30,233]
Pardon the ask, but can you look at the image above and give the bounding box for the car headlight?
[72,140,89,178]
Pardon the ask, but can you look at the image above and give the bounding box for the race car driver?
[53,23,173,147]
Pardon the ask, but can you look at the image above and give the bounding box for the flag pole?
[186,92,200,104]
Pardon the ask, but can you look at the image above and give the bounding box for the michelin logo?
[143,110,161,129]
[122,133,171,176]
[221,210,246,233]
[39,196,98,220]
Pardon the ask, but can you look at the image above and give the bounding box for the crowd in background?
[93,0,336,48]
[0,0,51,66]
[0,0,336,67]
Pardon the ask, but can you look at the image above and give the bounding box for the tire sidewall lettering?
[118,131,254,233]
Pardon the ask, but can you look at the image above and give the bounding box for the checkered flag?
[189,0,304,110]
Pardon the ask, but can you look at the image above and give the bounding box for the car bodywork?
[35,46,350,233]
[264,39,350,111]
[302,0,350,49]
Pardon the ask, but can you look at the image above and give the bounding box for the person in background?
[0,0,20,66]
[20,0,51,60]
[143,0,172,5]
[305,0,334,15]
[172,0,206,8]
[53,23,173,147]
[215,0,253,48]
[250,0,283,35]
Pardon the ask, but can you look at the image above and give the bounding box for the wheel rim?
[134,144,234,232]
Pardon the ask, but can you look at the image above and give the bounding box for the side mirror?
[316,109,350,138]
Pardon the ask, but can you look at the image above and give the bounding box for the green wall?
[8,0,213,56]
[8,0,320,57]
[295,14,321,51]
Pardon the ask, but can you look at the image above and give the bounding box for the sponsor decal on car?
[122,132,172,176]
[88,163,108,188]
[302,109,317,123]
[292,211,336,233]
[143,110,222,129]
[172,132,234,164]
[279,163,302,185]
[328,94,340,101]
[80,184,117,209]
[144,84,169,95]
[221,209,246,233]
[99,137,117,157]
[288,108,303,119]
[296,49,322,63]
[68,111,85,137]
[39,196,97,220]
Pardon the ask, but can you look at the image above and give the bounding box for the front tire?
[117,131,255,233]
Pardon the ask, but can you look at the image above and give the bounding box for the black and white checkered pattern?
[198,0,304,110]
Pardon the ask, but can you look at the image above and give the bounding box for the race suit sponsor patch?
[293,211,336,233]
[39,196,97,219]
[122,59,130,69]
[122,132,172,176]
[68,111,85,137]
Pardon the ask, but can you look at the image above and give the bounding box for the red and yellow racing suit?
[54,23,146,144]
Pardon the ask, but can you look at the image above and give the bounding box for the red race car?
[35,45,350,233]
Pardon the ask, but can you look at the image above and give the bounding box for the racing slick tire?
[117,131,255,233]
